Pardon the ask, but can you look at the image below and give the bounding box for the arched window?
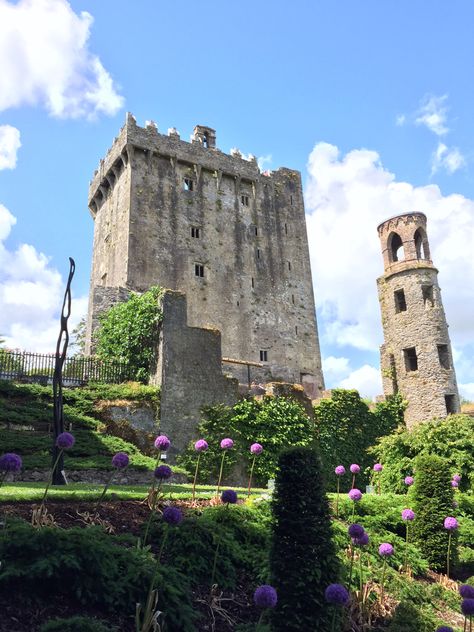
[414,228,429,259]
[388,232,404,262]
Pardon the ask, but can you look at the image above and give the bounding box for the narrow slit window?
[290,195,293,205]
[295,325,298,335]
[288,261,291,271]
[184,178,194,191]
[285,223,288,235]
[292,294,295,305]
[257,249,260,259]
[191,227,201,238]
[194,263,204,278]
[254,226,258,236]
[241,195,249,206]
[403,347,418,372]
[394,289,407,313]
[422,285,434,307]
[260,350,268,362]
[437,344,450,369]
[251,277,254,289]
[445,394,456,415]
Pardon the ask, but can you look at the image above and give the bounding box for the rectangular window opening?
[445,394,456,415]
[295,325,298,335]
[241,194,249,206]
[422,285,434,307]
[285,223,288,235]
[257,249,260,259]
[184,178,194,191]
[394,289,407,313]
[191,226,201,238]
[290,195,293,205]
[291,294,295,305]
[437,344,450,369]
[251,277,254,289]
[254,226,258,236]
[403,347,418,372]
[260,350,268,362]
[288,261,291,271]
[194,263,204,278]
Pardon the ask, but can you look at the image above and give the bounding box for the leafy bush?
[411,454,456,572]
[314,390,404,491]
[96,286,163,382]
[177,397,315,485]
[387,601,436,632]
[40,617,111,632]
[270,447,339,631]
[370,414,474,493]
[0,521,197,631]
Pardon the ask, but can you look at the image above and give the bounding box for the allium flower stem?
[247,455,257,497]
[255,610,264,631]
[404,523,409,574]
[330,607,337,632]
[216,451,226,496]
[210,504,229,589]
[192,453,201,504]
[352,474,356,489]
[142,480,163,547]
[351,502,356,522]
[39,448,64,509]
[95,470,116,515]
[139,529,169,632]
[359,551,364,599]
[349,544,355,586]
[336,478,340,518]
[447,531,452,579]
[380,558,387,603]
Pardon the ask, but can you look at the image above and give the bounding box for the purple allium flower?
[373,463,383,472]
[350,464,360,474]
[402,509,415,521]
[250,443,263,455]
[379,543,394,557]
[460,585,474,599]
[154,435,171,451]
[444,517,459,531]
[111,452,129,468]
[0,453,22,472]
[221,489,238,504]
[154,465,172,480]
[404,476,414,486]
[220,438,234,450]
[348,488,362,502]
[56,432,75,449]
[461,599,474,616]
[162,506,183,526]
[348,523,365,539]
[194,439,208,452]
[325,583,349,605]
[435,627,454,632]
[452,474,461,483]
[451,480,459,488]
[253,585,278,609]
[352,532,369,547]
[335,465,346,476]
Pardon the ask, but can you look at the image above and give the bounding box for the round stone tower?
[376,212,460,427]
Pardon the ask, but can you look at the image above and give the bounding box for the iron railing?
[0,350,132,385]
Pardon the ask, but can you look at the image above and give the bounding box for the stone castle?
[85,113,325,402]
[377,212,460,426]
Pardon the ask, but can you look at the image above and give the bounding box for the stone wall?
[85,113,324,397]
[152,290,239,458]
[84,286,130,355]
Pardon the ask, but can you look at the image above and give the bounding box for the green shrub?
[370,414,474,493]
[96,286,163,382]
[314,390,404,491]
[177,397,315,485]
[40,617,111,632]
[387,601,435,631]
[270,447,339,631]
[411,454,456,572]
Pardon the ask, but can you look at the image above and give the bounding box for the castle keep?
[85,114,325,398]
[377,212,460,426]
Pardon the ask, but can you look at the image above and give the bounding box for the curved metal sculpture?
[52,257,75,485]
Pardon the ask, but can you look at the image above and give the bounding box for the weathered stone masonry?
[377,212,460,426]
[85,113,325,398]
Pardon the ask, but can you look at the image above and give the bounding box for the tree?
[70,317,86,355]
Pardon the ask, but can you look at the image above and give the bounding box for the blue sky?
[1,0,473,399]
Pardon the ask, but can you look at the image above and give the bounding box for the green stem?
[255,610,264,631]
[330,607,337,632]
[248,455,256,497]
[380,558,387,603]
[216,451,226,496]
[142,480,163,547]
[335,478,340,517]
[404,523,409,573]
[210,504,229,588]
[0,472,6,489]
[349,544,355,586]
[142,528,168,629]
[359,549,363,597]
[39,449,64,509]
[95,470,116,515]
[192,453,201,504]
[447,531,452,579]
[351,474,356,489]
[351,501,356,522]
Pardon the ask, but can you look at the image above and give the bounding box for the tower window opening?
[255,226,258,236]
[403,347,418,372]
[394,289,407,313]
[389,232,404,262]
[288,261,291,271]
[295,325,298,334]
[260,350,268,362]
[241,195,249,206]
[290,195,293,205]
[285,223,288,235]
[292,294,295,305]
[445,394,457,415]
[191,226,201,238]
[184,178,194,191]
[194,263,204,278]
[251,277,254,289]
[257,249,260,259]
[414,227,429,259]
[203,133,209,148]
[438,344,450,369]
[422,285,434,307]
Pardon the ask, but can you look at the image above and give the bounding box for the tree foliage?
[95,286,163,383]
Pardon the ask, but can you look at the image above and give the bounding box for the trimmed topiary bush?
[411,454,456,571]
[40,617,111,632]
[270,446,339,631]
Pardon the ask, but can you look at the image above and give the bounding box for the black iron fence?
[0,350,132,386]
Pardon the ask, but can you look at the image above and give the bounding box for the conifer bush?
[411,454,456,571]
[270,446,339,631]
[40,617,110,632]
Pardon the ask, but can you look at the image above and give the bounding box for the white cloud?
[305,142,474,389]
[431,142,466,175]
[322,355,382,399]
[257,154,272,171]
[459,383,474,401]
[415,94,449,136]
[0,203,87,352]
[395,114,406,127]
[0,0,123,119]
[0,125,21,169]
